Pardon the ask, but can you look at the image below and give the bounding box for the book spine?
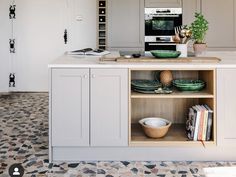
[202,105,208,141]
[193,106,200,141]
[197,105,204,141]
[204,104,213,141]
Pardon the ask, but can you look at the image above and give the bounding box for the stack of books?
[186,104,213,141]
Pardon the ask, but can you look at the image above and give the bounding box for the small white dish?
[124,55,132,59]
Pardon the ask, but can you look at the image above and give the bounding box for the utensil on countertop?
[173,27,181,43]
[179,29,187,44]
[184,29,192,44]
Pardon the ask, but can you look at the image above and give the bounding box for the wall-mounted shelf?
[97,0,107,49]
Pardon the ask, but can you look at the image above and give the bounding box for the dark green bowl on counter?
[150,50,181,58]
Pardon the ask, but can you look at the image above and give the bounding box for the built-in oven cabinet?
[107,0,144,51]
[145,0,182,8]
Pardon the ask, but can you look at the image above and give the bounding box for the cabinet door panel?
[182,0,200,25]
[51,69,89,146]
[145,0,182,8]
[107,0,144,49]
[217,69,236,146]
[202,0,236,48]
[91,69,128,146]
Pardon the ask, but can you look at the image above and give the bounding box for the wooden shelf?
[131,90,214,99]
[130,123,215,147]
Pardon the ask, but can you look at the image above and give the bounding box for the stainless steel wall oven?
[145,8,182,53]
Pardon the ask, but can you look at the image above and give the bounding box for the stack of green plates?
[131,80,162,93]
[173,79,205,91]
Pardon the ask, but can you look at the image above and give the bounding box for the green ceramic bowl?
[174,84,205,91]
[173,79,205,86]
[173,79,205,91]
[150,50,181,58]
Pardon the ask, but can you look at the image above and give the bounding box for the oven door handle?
[148,43,176,46]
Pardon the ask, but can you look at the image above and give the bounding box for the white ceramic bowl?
[139,117,171,138]
[144,118,167,127]
[141,117,170,128]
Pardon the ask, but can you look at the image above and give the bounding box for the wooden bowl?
[139,117,171,138]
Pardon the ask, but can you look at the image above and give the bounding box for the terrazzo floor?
[0,92,236,177]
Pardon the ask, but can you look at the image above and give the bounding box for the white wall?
[0,0,96,92]
[0,0,11,92]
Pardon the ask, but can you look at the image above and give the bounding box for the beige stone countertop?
[48,51,236,69]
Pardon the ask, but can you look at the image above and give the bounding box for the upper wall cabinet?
[107,0,144,50]
[202,0,236,49]
[145,0,182,8]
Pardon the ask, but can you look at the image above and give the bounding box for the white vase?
[176,44,187,57]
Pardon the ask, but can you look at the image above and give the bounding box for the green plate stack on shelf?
[131,80,162,93]
[173,79,205,91]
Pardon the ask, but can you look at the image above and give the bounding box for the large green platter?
[150,50,181,58]
[131,80,162,89]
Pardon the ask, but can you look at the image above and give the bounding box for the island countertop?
[48,51,236,69]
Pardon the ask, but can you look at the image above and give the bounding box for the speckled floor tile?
[0,92,236,177]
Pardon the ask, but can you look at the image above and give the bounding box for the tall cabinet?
[201,0,236,49]
[183,0,236,50]
[107,0,144,51]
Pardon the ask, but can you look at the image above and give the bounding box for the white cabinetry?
[107,0,144,51]
[145,0,182,8]
[217,68,236,146]
[51,69,90,146]
[50,68,128,148]
[182,0,200,25]
[202,0,236,49]
[183,0,236,49]
[91,69,128,146]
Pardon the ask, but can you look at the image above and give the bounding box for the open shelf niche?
[97,0,107,50]
[129,69,216,147]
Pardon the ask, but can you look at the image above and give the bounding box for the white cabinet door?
[145,0,182,8]
[107,0,144,50]
[202,0,236,48]
[51,69,89,146]
[217,69,236,146]
[91,69,128,146]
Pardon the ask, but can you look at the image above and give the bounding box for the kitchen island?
[48,52,236,162]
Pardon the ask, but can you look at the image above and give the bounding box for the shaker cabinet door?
[107,0,144,50]
[51,69,89,146]
[217,69,236,146]
[202,0,236,48]
[90,69,128,146]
